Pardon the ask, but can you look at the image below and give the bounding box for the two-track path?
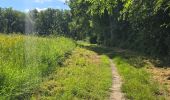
[109,59,125,100]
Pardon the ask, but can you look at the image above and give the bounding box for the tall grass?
[0,34,76,99]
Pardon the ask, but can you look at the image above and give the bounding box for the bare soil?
[147,66,170,96]
[109,59,125,100]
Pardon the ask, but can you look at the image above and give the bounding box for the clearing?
[0,35,170,100]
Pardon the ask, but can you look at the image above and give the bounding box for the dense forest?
[0,0,170,57]
[69,0,170,58]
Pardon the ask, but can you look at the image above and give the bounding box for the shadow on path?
[79,43,170,68]
[79,44,147,68]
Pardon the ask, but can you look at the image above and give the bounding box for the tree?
[69,0,170,57]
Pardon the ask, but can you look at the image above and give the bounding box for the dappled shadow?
[78,44,147,68]
[79,44,115,58]
[78,44,170,68]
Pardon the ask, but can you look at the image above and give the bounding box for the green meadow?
[0,34,76,99]
[0,34,113,100]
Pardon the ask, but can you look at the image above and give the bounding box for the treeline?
[68,0,170,57]
[0,7,71,36]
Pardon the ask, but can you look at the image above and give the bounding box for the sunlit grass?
[113,57,167,100]
[77,43,169,100]
[0,34,76,99]
[33,47,112,100]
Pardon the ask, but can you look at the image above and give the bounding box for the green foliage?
[34,9,71,35]
[0,8,72,36]
[68,0,92,40]
[0,34,76,99]
[0,8,25,33]
[69,0,170,57]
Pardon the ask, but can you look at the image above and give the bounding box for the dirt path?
[109,59,125,100]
